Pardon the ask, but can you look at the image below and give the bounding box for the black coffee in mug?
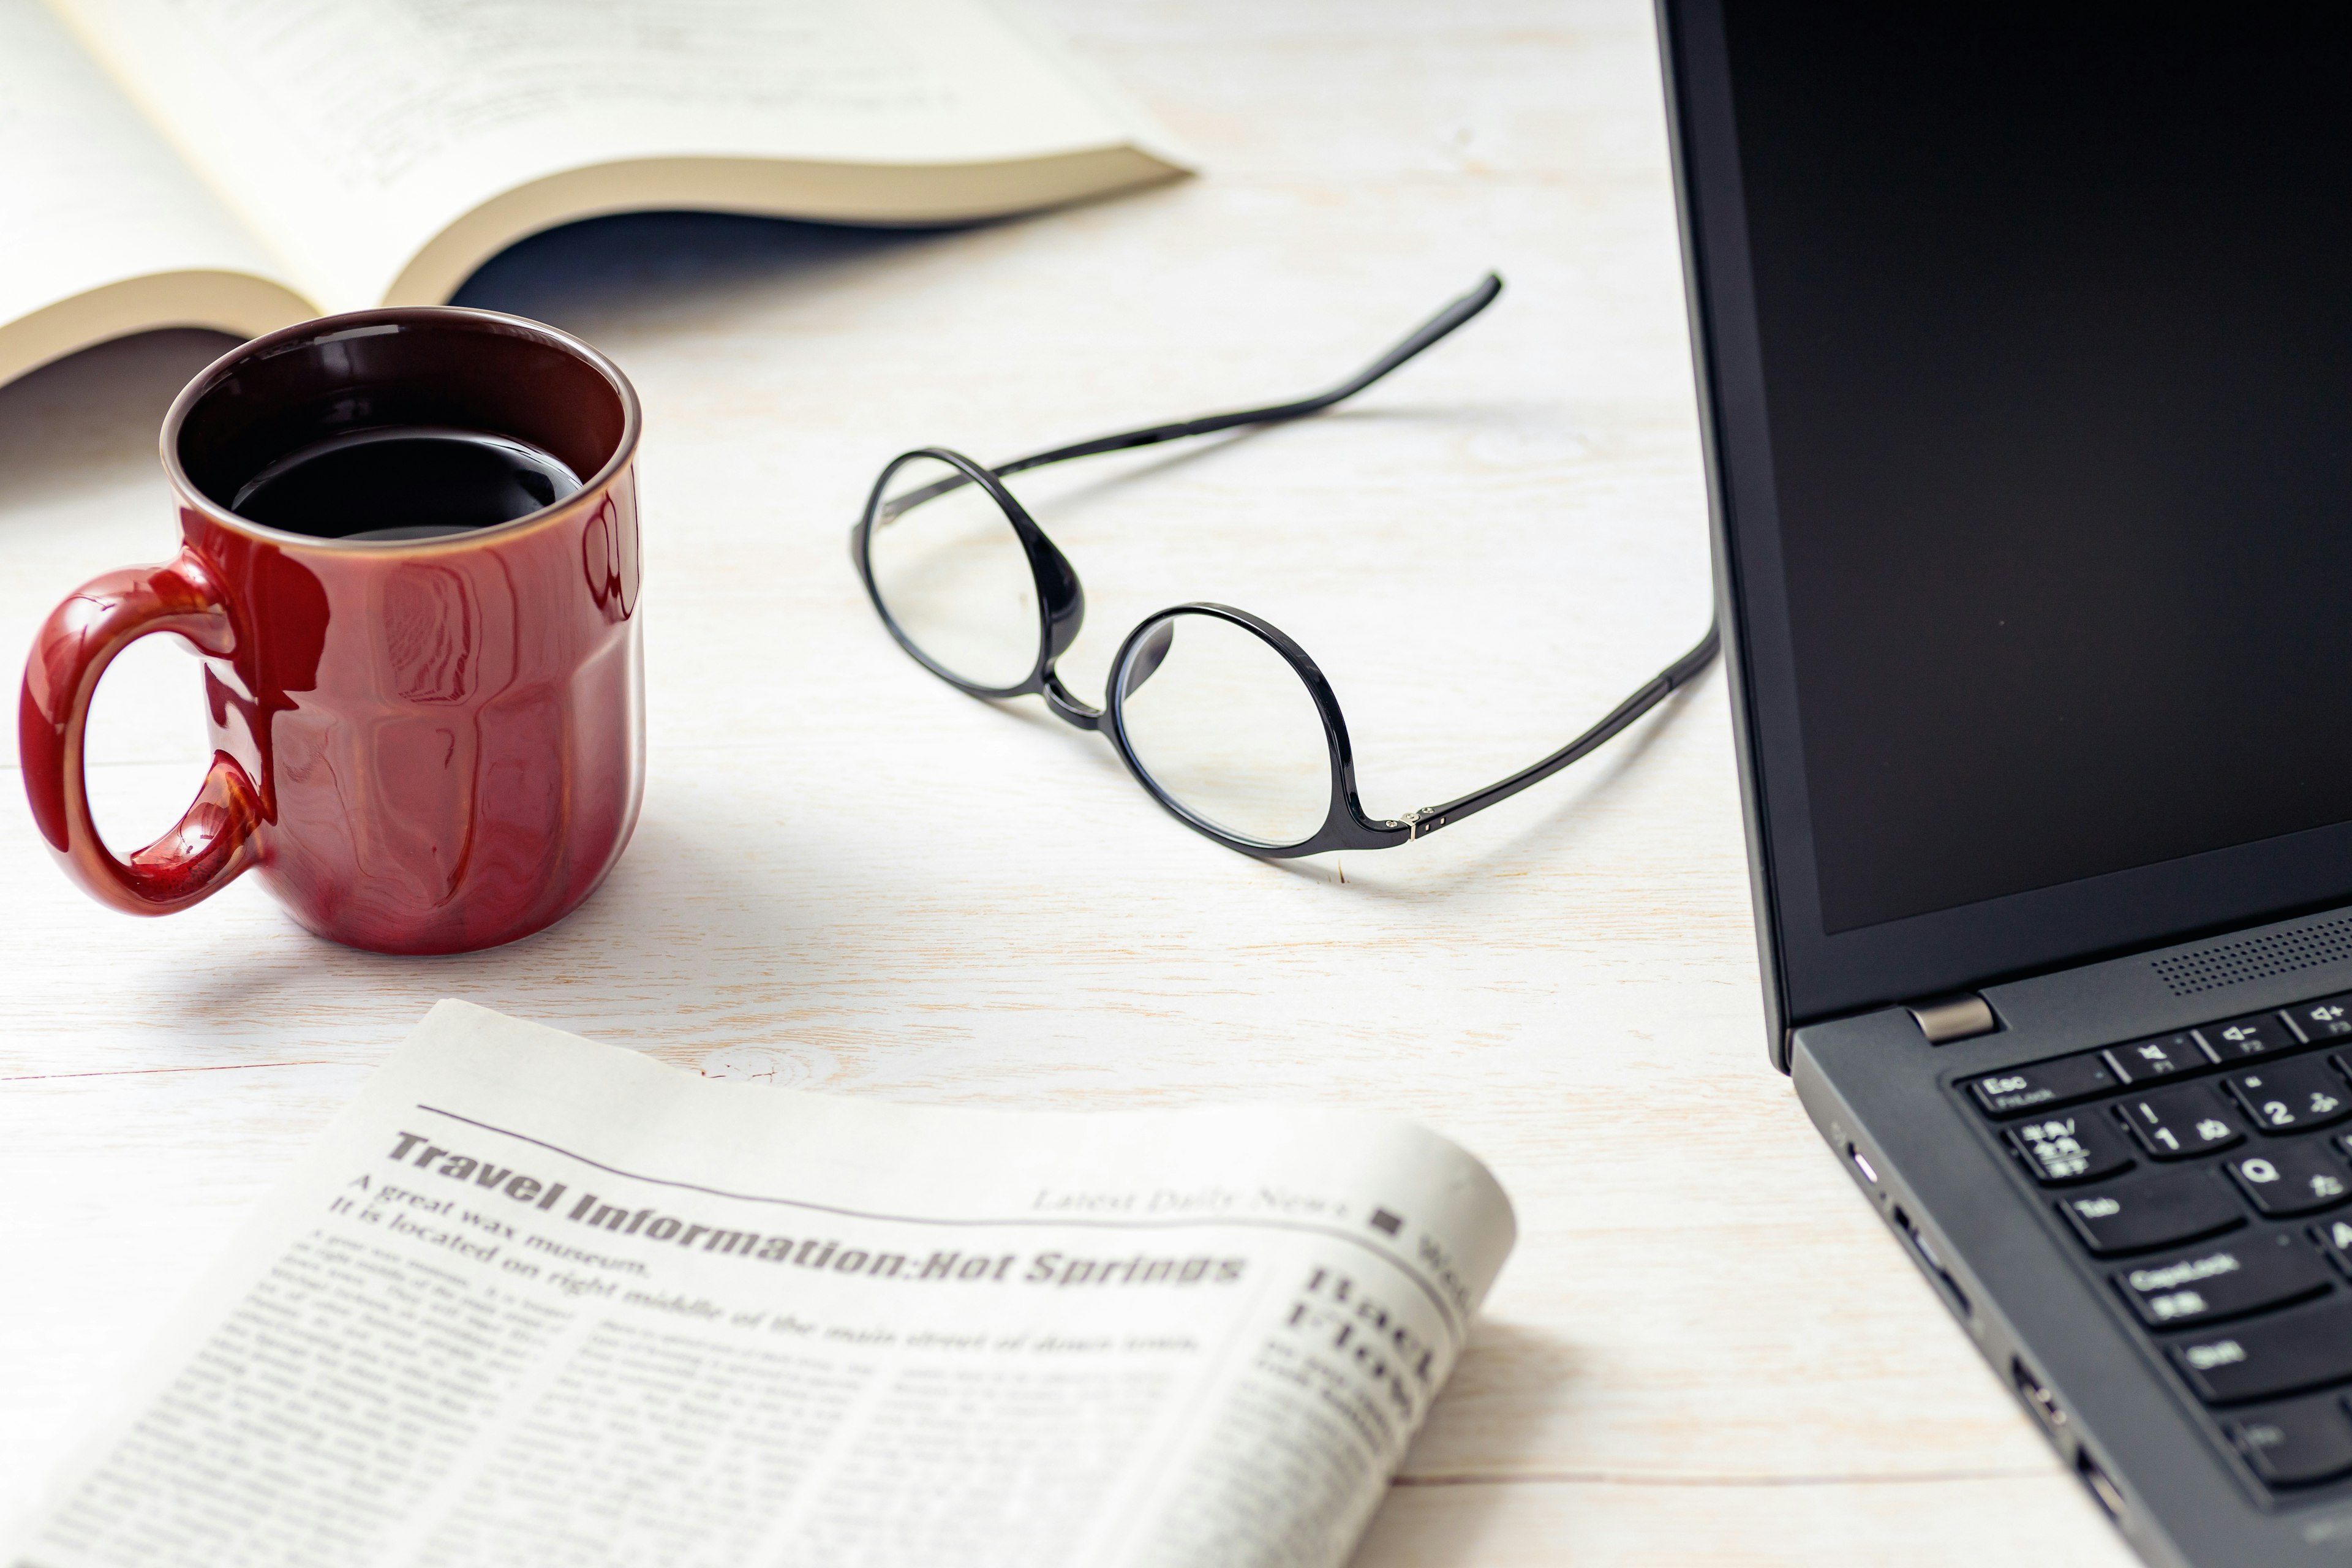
[228,424,584,541]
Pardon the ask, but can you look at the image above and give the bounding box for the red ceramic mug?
[18,308,644,954]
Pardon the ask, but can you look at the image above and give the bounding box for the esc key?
[1971,1052,2120,1117]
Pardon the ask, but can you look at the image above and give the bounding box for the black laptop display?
[1660,3,2352,1561]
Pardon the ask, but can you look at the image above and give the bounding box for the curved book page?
[51,0,1193,312]
[0,0,308,384]
[2,1001,1514,1568]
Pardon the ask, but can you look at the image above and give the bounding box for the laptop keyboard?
[1962,990,2352,1491]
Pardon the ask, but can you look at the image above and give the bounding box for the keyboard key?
[2225,1060,2352,1134]
[2005,1113,2132,1183]
[2105,1031,2214,1083]
[2228,1144,2352,1217]
[2114,1232,2332,1329]
[2173,1298,2352,1404]
[2059,1170,2245,1256]
[2289,995,2352,1043]
[1969,1052,2119,1117]
[2116,1086,2244,1160]
[2228,1394,2352,1485]
[2207,1012,2299,1059]
[2312,1216,2352,1276]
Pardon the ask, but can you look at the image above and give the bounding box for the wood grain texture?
[0,1,2136,1561]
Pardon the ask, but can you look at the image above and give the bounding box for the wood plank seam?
[1,1059,336,1083]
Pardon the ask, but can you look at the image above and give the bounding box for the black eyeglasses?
[850,274,1720,859]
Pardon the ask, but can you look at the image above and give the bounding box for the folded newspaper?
[7,1001,1516,1568]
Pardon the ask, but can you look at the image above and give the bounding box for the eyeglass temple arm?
[1396,620,1722,840]
[988,273,1506,481]
[873,274,1502,521]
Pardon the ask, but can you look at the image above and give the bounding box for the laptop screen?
[1721,6,2352,936]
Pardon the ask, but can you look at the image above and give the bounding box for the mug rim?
[159,304,644,555]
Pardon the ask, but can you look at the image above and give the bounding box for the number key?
[2225,1060,2352,1134]
[2117,1086,2245,1160]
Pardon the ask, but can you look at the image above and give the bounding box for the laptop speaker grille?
[2151,918,2352,997]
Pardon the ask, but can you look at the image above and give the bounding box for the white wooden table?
[0,4,2139,1563]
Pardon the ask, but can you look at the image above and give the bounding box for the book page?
[1,1002,1514,1568]
[49,0,1185,311]
[0,0,307,381]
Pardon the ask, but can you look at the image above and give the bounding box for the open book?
[4,1002,1515,1568]
[0,0,1187,386]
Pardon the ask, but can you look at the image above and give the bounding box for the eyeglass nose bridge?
[1018,510,1092,729]
[1031,530,1086,673]
[1039,669,1102,731]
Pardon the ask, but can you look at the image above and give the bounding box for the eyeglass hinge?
[1400,808,1449,839]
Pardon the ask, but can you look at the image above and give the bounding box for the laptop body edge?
[1656,1,2352,1559]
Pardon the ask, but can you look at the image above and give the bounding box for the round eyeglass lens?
[1114,611,1335,848]
[865,454,1041,689]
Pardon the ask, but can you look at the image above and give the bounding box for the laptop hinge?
[1908,992,1998,1044]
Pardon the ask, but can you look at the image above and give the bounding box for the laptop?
[1657,4,2352,1561]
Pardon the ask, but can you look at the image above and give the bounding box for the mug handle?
[18,548,265,914]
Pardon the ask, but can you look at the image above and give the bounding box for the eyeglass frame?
[849,274,1721,859]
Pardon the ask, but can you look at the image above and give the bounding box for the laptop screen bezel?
[1657,0,2352,1065]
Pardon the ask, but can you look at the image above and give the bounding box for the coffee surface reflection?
[230,425,583,541]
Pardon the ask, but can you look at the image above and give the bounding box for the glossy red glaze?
[18,309,644,954]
